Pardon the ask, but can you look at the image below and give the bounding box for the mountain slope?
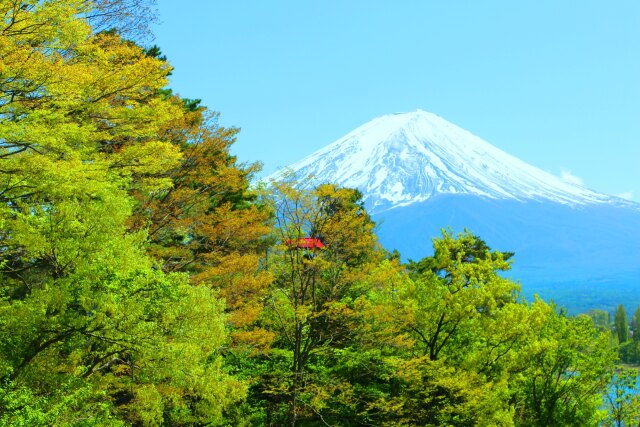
[269,110,629,213]
[375,195,640,313]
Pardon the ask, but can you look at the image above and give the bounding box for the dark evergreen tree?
[633,306,640,342]
[629,305,640,363]
[616,304,629,344]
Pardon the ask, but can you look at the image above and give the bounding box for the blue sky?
[153,1,639,200]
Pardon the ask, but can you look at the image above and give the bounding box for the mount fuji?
[267,110,640,313]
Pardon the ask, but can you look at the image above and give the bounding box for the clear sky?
[153,1,639,200]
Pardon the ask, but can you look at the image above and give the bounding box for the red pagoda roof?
[285,237,325,249]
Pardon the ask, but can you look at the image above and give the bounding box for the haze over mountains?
[267,110,640,313]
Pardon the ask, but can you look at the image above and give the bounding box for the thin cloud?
[560,170,584,186]
[616,191,633,200]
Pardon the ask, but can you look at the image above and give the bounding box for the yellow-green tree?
[258,180,383,425]
[603,368,640,427]
[513,308,615,426]
[0,1,244,424]
[363,231,615,426]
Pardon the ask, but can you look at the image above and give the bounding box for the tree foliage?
[0,1,252,424]
[615,304,629,344]
[359,231,615,426]
[254,180,383,425]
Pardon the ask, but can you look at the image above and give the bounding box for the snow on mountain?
[267,110,626,212]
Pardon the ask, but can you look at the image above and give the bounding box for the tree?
[258,180,383,425]
[129,106,274,353]
[633,305,640,342]
[629,305,640,363]
[615,304,629,344]
[399,230,521,362]
[614,304,632,362]
[85,0,159,41]
[359,231,616,426]
[603,368,640,427]
[365,231,526,424]
[514,309,616,426]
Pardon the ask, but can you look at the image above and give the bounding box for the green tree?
[360,231,616,426]
[633,306,640,341]
[630,305,640,363]
[616,304,629,344]
[402,230,519,362]
[615,304,633,362]
[603,368,640,427]
[366,231,526,425]
[129,106,275,354]
[513,310,615,426]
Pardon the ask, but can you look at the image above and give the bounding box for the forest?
[0,1,638,426]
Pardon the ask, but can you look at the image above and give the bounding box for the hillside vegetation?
[0,2,636,425]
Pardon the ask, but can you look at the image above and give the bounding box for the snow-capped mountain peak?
[267,110,623,212]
